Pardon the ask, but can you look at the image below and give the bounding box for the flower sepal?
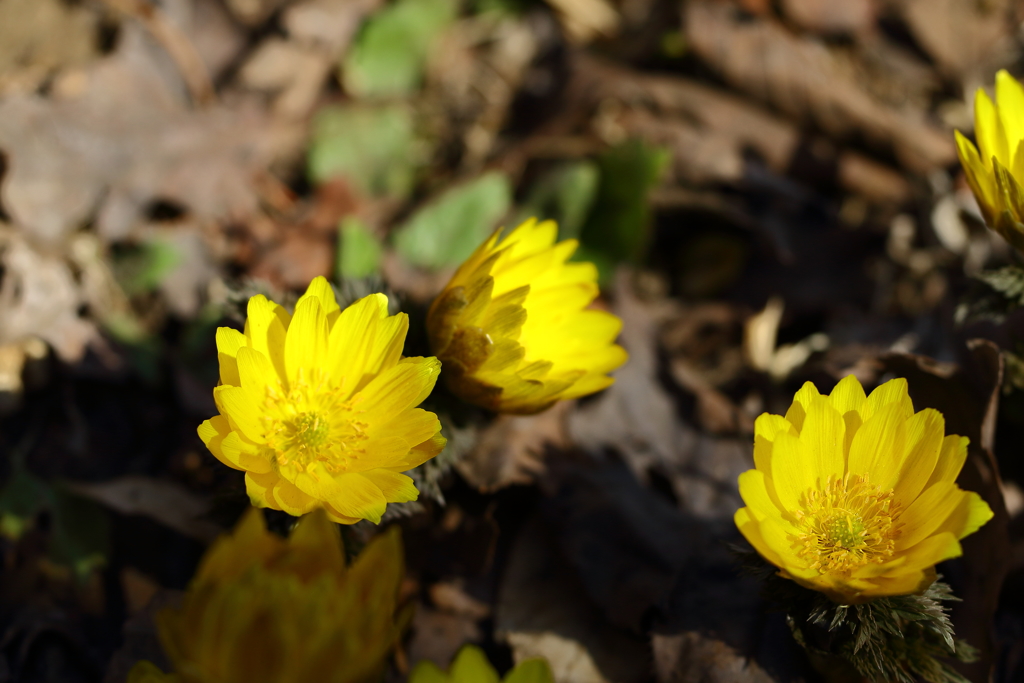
[740,549,977,683]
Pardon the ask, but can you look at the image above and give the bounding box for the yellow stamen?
[259,370,368,472]
[792,474,901,575]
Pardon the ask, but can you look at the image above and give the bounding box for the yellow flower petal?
[271,476,318,516]
[361,469,419,503]
[861,377,912,422]
[896,481,961,550]
[297,275,341,319]
[976,87,1009,169]
[938,490,993,541]
[214,385,265,444]
[357,357,441,417]
[892,532,961,573]
[284,295,330,386]
[738,469,787,522]
[892,408,944,505]
[955,130,999,223]
[798,397,845,486]
[327,472,388,524]
[245,294,290,383]
[846,401,906,489]
[769,431,810,512]
[215,327,246,387]
[827,374,866,415]
[925,434,969,488]
[790,381,821,419]
[328,294,408,397]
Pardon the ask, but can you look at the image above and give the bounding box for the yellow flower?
[154,507,409,683]
[199,277,446,524]
[410,645,554,683]
[427,218,627,414]
[735,376,993,604]
[955,70,1024,251]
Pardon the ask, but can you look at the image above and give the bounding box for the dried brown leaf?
[881,340,1009,683]
[652,633,777,683]
[0,0,103,96]
[457,400,571,493]
[0,232,98,362]
[684,2,956,173]
[896,0,1015,77]
[65,476,222,543]
[780,0,874,35]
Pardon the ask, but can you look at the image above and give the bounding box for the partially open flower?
[735,376,993,604]
[955,70,1024,251]
[410,644,554,683]
[150,507,409,683]
[427,218,627,414]
[199,277,445,524]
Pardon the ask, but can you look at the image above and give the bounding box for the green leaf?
[504,659,556,683]
[515,160,599,241]
[955,265,1024,325]
[113,238,182,296]
[308,104,422,199]
[342,0,457,98]
[337,217,384,279]
[450,645,500,683]
[393,171,512,269]
[578,139,669,283]
[0,466,49,540]
[0,467,109,581]
[50,485,110,581]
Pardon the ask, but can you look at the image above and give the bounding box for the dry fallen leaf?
[0,230,98,362]
[506,632,611,683]
[65,476,221,543]
[0,23,285,247]
[457,399,571,492]
[652,632,777,683]
[684,2,956,173]
[780,0,874,36]
[896,0,1015,78]
[0,0,103,96]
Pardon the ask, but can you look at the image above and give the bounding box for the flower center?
[792,474,901,575]
[259,372,369,473]
[289,411,329,451]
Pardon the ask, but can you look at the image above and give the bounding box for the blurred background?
[0,0,1023,681]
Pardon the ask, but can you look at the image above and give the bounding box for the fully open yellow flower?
[735,376,993,604]
[199,277,445,524]
[955,70,1024,251]
[427,218,627,414]
[144,507,408,683]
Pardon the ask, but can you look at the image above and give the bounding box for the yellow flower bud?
[155,508,409,683]
[427,219,627,414]
[956,70,1024,251]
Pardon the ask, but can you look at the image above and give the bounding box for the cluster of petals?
[199,277,445,524]
[130,508,407,683]
[956,70,1024,251]
[735,376,993,604]
[427,218,628,414]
